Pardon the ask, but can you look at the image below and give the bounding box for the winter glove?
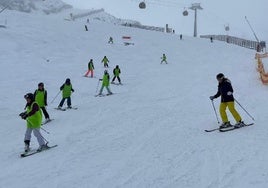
[227,91,233,96]
[22,114,28,120]
[209,96,215,100]
[19,112,28,120]
[19,112,26,117]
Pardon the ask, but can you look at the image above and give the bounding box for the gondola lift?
[139,1,146,9]
[225,25,230,31]
[182,10,188,16]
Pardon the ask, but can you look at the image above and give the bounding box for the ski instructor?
[209,73,244,129]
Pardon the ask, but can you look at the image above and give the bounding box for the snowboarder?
[84,59,94,77]
[209,73,244,128]
[108,36,113,44]
[34,82,51,123]
[20,93,48,152]
[101,56,109,68]
[180,34,182,40]
[111,65,121,84]
[98,70,112,95]
[161,53,167,64]
[57,78,74,109]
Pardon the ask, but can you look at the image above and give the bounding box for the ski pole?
[234,98,255,121]
[41,127,50,134]
[36,128,49,144]
[26,119,50,134]
[26,119,50,143]
[211,99,220,124]
[95,79,100,95]
[50,90,61,104]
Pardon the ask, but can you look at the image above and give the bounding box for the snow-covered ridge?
[69,9,141,26]
[0,0,72,14]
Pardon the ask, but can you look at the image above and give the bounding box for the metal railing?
[200,34,266,52]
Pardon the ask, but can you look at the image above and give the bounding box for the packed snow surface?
[0,8,268,188]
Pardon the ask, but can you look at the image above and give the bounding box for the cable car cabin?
[139,2,146,9]
[183,10,188,16]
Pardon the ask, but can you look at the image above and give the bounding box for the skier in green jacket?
[34,82,51,123]
[57,78,74,109]
[84,59,95,77]
[20,93,48,152]
[161,53,167,64]
[101,56,109,68]
[111,65,121,84]
[98,70,113,95]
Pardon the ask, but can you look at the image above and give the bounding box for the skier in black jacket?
[210,73,244,128]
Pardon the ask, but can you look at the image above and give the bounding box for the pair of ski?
[83,75,96,78]
[95,93,113,97]
[205,123,254,132]
[20,144,57,158]
[111,82,123,86]
[54,107,78,111]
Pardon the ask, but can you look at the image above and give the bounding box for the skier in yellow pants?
[210,73,244,129]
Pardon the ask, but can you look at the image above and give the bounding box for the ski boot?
[24,140,30,152]
[234,120,245,128]
[219,121,232,129]
[37,144,49,152]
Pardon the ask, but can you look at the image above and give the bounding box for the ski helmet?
[24,93,34,101]
[38,82,44,87]
[65,78,71,84]
[216,73,224,79]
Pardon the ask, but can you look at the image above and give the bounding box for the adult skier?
[84,59,95,77]
[20,93,48,152]
[101,56,109,68]
[209,73,244,128]
[57,78,74,109]
[98,70,113,95]
[111,65,121,84]
[34,82,51,123]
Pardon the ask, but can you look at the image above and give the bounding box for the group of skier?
[20,83,51,153]
[20,78,76,153]
[83,56,122,96]
[18,40,251,154]
[20,56,122,153]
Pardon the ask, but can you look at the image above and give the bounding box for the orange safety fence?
[255,52,268,59]
[256,54,268,84]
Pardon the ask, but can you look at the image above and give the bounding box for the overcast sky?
[62,0,268,41]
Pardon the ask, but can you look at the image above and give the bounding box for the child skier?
[161,53,167,64]
[57,78,74,109]
[98,70,113,95]
[84,59,95,77]
[20,93,48,152]
[111,65,121,84]
[210,73,244,128]
[101,56,109,68]
[108,37,113,44]
[34,82,51,123]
